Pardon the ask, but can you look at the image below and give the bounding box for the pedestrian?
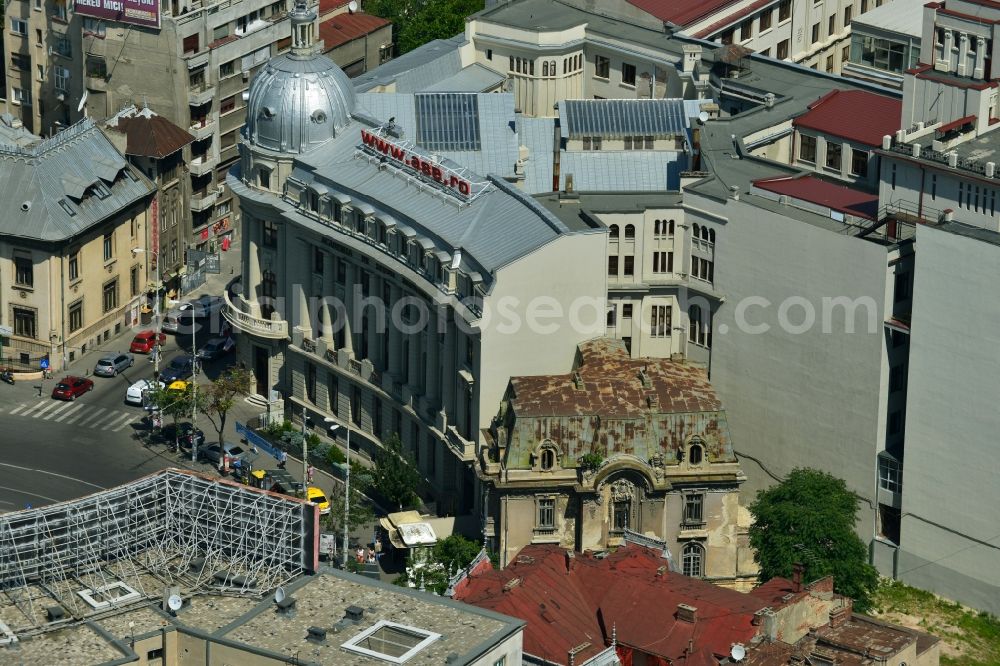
[355,547,364,564]
[374,538,383,561]
[307,464,315,484]
[277,450,287,469]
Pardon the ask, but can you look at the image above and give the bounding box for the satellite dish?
[167,594,183,612]
[347,0,358,11]
[274,587,286,604]
[698,111,710,124]
[77,89,89,113]
[730,644,746,662]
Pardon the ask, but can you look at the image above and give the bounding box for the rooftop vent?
[503,577,522,592]
[638,367,652,389]
[46,606,65,622]
[307,626,327,642]
[572,372,585,391]
[676,603,697,623]
[345,605,365,622]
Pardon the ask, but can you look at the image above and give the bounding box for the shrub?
[327,445,346,466]
[580,452,604,470]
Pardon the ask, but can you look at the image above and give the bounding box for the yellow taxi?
[306,486,330,515]
[166,380,190,396]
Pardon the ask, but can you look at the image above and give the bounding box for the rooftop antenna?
[731,644,746,662]
[348,0,358,11]
[166,594,183,615]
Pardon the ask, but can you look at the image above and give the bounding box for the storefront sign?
[360,129,472,199]
[75,0,160,29]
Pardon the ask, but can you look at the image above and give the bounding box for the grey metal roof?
[357,92,519,177]
[423,63,506,93]
[353,36,467,93]
[560,99,689,139]
[559,150,686,191]
[415,93,482,151]
[0,119,154,243]
[516,116,556,195]
[853,0,926,37]
[294,119,581,277]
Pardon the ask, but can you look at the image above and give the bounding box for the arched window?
[542,61,549,76]
[541,448,555,470]
[689,442,703,466]
[708,228,716,244]
[701,226,710,241]
[692,223,700,238]
[624,224,636,239]
[668,219,675,235]
[682,542,704,577]
[689,305,703,345]
[548,60,555,75]
[609,224,620,239]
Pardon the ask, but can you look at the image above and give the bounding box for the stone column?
[342,261,354,353]
[958,33,969,76]
[246,221,262,315]
[441,314,457,423]
[407,329,420,388]
[943,30,954,71]
[321,252,334,343]
[426,319,440,403]
[975,37,986,79]
[388,283,402,378]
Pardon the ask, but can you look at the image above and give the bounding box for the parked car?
[306,486,331,514]
[197,336,234,362]
[159,355,196,383]
[188,294,224,319]
[125,378,164,406]
[161,304,193,334]
[199,441,253,469]
[160,422,205,449]
[162,296,226,335]
[52,376,94,401]
[129,330,167,354]
[93,352,135,377]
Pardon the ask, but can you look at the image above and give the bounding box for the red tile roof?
[109,114,194,159]
[792,89,901,146]
[509,338,722,418]
[319,0,350,13]
[627,0,741,27]
[455,544,769,664]
[753,175,879,220]
[319,12,391,50]
[936,114,976,134]
[693,0,775,38]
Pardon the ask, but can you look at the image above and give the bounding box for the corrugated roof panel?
[415,93,482,152]
[561,99,689,138]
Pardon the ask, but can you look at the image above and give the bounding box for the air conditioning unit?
[216,184,225,194]
[242,71,250,81]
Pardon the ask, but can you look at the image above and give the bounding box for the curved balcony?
[223,289,288,339]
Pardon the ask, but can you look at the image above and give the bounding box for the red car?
[51,376,94,401]
[130,329,167,354]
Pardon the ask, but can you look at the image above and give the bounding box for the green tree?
[748,468,879,611]
[366,0,485,55]
[371,433,420,509]
[147,383,201,447]
[324,482,375,538]
[198,367,253,445]
[394,534,483,594]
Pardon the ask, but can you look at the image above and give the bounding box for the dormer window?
[688,440,704,466]
[541,448,555,470]
[259,167,271,189]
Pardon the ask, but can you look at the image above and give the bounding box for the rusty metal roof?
[509,338,721,419]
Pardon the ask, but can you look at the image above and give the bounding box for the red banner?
[149,194,159,271]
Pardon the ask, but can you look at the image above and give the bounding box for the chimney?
[987,161,996,177]
[676,603,697,623]
[911,142,921,158]
[647,394,659,410]
[882,135,892,149]
[792,562,804,592]
[829,599,853,628]
[573,372,585,391]
[948,151,958,168]
[565,550,575,574]
[638,367,652,388]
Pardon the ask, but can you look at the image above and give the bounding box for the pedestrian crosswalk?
[4,399,140,432]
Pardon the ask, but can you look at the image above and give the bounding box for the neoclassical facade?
[225,3,607,514]
[478,338,758,589]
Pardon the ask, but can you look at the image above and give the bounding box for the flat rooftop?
[853,0,927,37]
[534,190,683,231]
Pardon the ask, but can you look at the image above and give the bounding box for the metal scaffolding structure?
[0,469,317,634]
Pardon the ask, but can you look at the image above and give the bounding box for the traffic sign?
[39,358,49,370]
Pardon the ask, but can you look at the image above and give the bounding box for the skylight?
[341,620,441,663]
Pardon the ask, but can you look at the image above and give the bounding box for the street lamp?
[326,417,350,568]
[131,247,162,379]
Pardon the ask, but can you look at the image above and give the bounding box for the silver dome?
[244,5,355,154]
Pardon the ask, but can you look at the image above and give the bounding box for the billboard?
[74,0,160,30]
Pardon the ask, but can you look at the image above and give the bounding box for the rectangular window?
[759,10,772,31]
[878,455,902,493]
[828,15,835,38]
[54,65,70,92]
[720,29,734,45]
[55,36,71,57]
[14,256,33,287]
[263,219,278,247]
[894,271,910,302]
[812,22,820,44]
[68,252,79,281]
[306,363,317,403]
[740,18,753,41]
[103,232,114,261]
[86,55,108,78]
[622,303,633,319]
[652,251,673,273]
[889,364,905,393]
[582,136,602,150]
[351,387,361,426]
[623,255,634,276]
[12,87,31,105]
[130,264,139,297]
[83,17,105,36]
[878,504,901,544]
[650,305,671,337]
[779,0,791,20]
[102,279,118,313]
[930,174,937,200]
[608,255,619,276]
[182,33,200,54]
[777,39,790,59]
[683,494,704,524]
[844,6,852,25]
[11,53,29,71]
[537,498,554,528]
[313,246,324,275]
[10,17,27,34]
[621,62,636,86]
[595,55,610,78]
[68,301,83,332]
[692,257,715,282]
[825,142,842,170]
[799,134,816,164]
[219,60,235,78]
[13,307,36,338]
[850,149,868,177]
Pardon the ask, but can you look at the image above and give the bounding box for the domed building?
[224,4,608,516]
